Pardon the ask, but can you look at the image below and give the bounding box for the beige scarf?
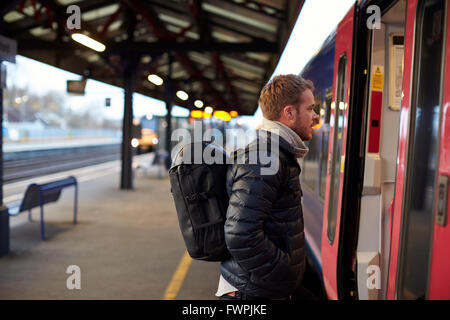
[260,118,309,159]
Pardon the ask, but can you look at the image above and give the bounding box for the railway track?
[3,144,122,183]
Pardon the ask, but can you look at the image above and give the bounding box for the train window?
[302,95,323,193]
[397,0,446,300]
[324,89,333,125]
[327,54,347,243]
[303,136,319,192]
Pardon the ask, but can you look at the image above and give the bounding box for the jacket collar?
[260,118,309,159]
[253,130,298,159]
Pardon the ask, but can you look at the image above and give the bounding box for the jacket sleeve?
[224,160,294,281]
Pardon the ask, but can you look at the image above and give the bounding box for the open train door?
[320,5,356,300]
[387,0,449,300]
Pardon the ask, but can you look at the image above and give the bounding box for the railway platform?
[0,154,220,300]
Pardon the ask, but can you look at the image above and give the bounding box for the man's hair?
[259,74,314,120]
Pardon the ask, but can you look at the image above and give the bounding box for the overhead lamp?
[213,110,231,122]
[204,106,213,114]
[190,110,203,118]
[176,90,189,101]
[312,118,322,130]
[203,111,212,118]
[131,138,139,148]
[194,100,204,108]
[71,33,106,52]
[148,74,163,86]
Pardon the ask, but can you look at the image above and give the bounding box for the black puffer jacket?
[220,132,306,299]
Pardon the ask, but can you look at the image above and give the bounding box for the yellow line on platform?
[164,251,193,300]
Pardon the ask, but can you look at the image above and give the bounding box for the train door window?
[397,0,446,300]
[327,55,347,243]
[320,91,333,200]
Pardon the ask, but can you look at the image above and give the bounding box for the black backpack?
[169,141,231,261]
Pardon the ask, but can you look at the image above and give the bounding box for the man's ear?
[281,105,295,122]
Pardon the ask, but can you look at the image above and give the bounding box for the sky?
[251,0,356,124]
[4,0,356,125]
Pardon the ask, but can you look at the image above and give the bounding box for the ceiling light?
[204,106,213,114]
[194,100,204,108]
[213,110,231,122]
[71,33,105,52]
[131,138,139,148]
[176,90,189,101]
[203,111,212,118]
[141,55,152,64]
[148,74,163,86]
[190,110,203,118]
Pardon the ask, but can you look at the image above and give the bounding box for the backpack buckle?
[185,194,198,203]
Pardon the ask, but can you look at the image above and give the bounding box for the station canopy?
[1,0,304,116]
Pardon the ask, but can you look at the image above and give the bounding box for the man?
[216,74,319,300]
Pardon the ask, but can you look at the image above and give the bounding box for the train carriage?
[300,0,450,300]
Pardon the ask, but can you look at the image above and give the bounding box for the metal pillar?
[164,55,174,169]
[120,64,134,189]
[165,88,173,169]
[0,62,9,256]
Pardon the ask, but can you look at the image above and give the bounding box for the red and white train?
[300,0,450,300]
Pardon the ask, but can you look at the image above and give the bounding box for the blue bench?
[8,176,78,241]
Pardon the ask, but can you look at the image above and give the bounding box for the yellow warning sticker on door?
[372,65,384,91]
[340,155,345,173]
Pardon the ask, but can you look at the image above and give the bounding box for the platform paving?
[0,158,221,300]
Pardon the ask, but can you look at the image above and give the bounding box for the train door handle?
[436,175,449,227]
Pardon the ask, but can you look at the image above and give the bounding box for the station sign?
[67,79,87,95]
[0,35,17,63]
